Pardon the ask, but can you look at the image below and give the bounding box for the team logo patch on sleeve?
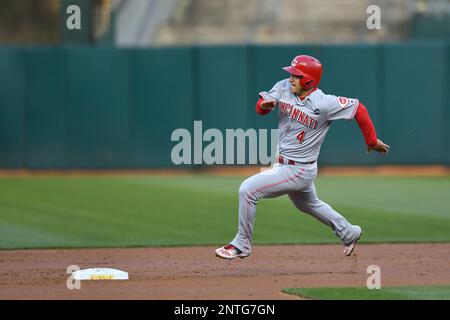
[337,96,349,108]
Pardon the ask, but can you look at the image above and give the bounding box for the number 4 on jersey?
[296,130,306,144]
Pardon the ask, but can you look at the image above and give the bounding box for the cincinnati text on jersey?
[279,101,319,130]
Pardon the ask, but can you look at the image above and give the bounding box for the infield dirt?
[1,243,449,299]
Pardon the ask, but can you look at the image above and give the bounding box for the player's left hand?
[367,139,390,154]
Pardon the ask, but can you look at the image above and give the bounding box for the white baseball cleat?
[343,225,363,256]
[215,244,250,260]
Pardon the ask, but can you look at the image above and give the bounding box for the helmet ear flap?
[300,77,315,90]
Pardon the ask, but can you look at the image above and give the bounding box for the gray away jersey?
[259,78,359,163]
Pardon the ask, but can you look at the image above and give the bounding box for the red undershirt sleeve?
[355,102,378,147]
[256,97,272,115]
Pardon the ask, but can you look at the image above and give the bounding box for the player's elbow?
[255,98,271,115]
[256,107,267,115]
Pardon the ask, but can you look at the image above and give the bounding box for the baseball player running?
[216,55,389,260]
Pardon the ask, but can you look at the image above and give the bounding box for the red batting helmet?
[283,55,323,89]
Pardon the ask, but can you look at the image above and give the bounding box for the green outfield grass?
[0,175,449,249]
[282,286,450,300]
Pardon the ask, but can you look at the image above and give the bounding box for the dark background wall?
[0,42,449,168]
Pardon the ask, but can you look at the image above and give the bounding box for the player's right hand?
[367,139,390,154]
[260,100,277,111]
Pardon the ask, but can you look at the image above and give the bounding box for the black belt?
[278,155,316,165]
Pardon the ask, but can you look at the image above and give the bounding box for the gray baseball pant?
[230,162,360,254]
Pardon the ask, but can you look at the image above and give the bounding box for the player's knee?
[239,183,250,196]
[239,183,254,200]
[298,205,312,214]
[300,201,320,214]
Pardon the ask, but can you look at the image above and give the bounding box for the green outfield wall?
[0,42,449,168]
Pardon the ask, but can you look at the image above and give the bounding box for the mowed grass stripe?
[282,285,450,300]
[0,176,449,249]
